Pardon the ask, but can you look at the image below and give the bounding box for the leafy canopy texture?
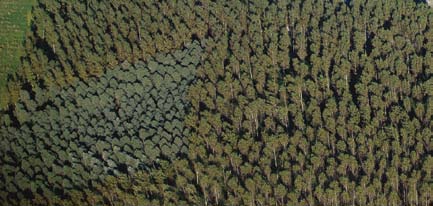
[0,0,433,206]
[0,41,202,204]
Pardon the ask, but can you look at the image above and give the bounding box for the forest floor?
[0,0,34,89]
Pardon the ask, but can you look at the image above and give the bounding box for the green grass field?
[0,0,35,89]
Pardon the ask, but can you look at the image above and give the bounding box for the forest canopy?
[0,0,432,206]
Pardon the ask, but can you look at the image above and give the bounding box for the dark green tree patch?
[0,41,202,204]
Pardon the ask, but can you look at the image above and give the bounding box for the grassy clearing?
[0,0,35,89]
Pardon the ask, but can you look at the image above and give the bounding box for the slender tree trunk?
[299,87,304,111]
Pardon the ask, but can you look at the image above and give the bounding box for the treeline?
[0,0,433,205]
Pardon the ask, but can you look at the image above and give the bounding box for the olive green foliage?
[0,42,201,205]
[13,161,191,206]
[1,0,205,108]
[0,0,35,98]
[1,0,433,206]
[176,1,433,205]
[184,1,433,205]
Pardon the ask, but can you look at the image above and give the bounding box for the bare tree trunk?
[299,87,304,111]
